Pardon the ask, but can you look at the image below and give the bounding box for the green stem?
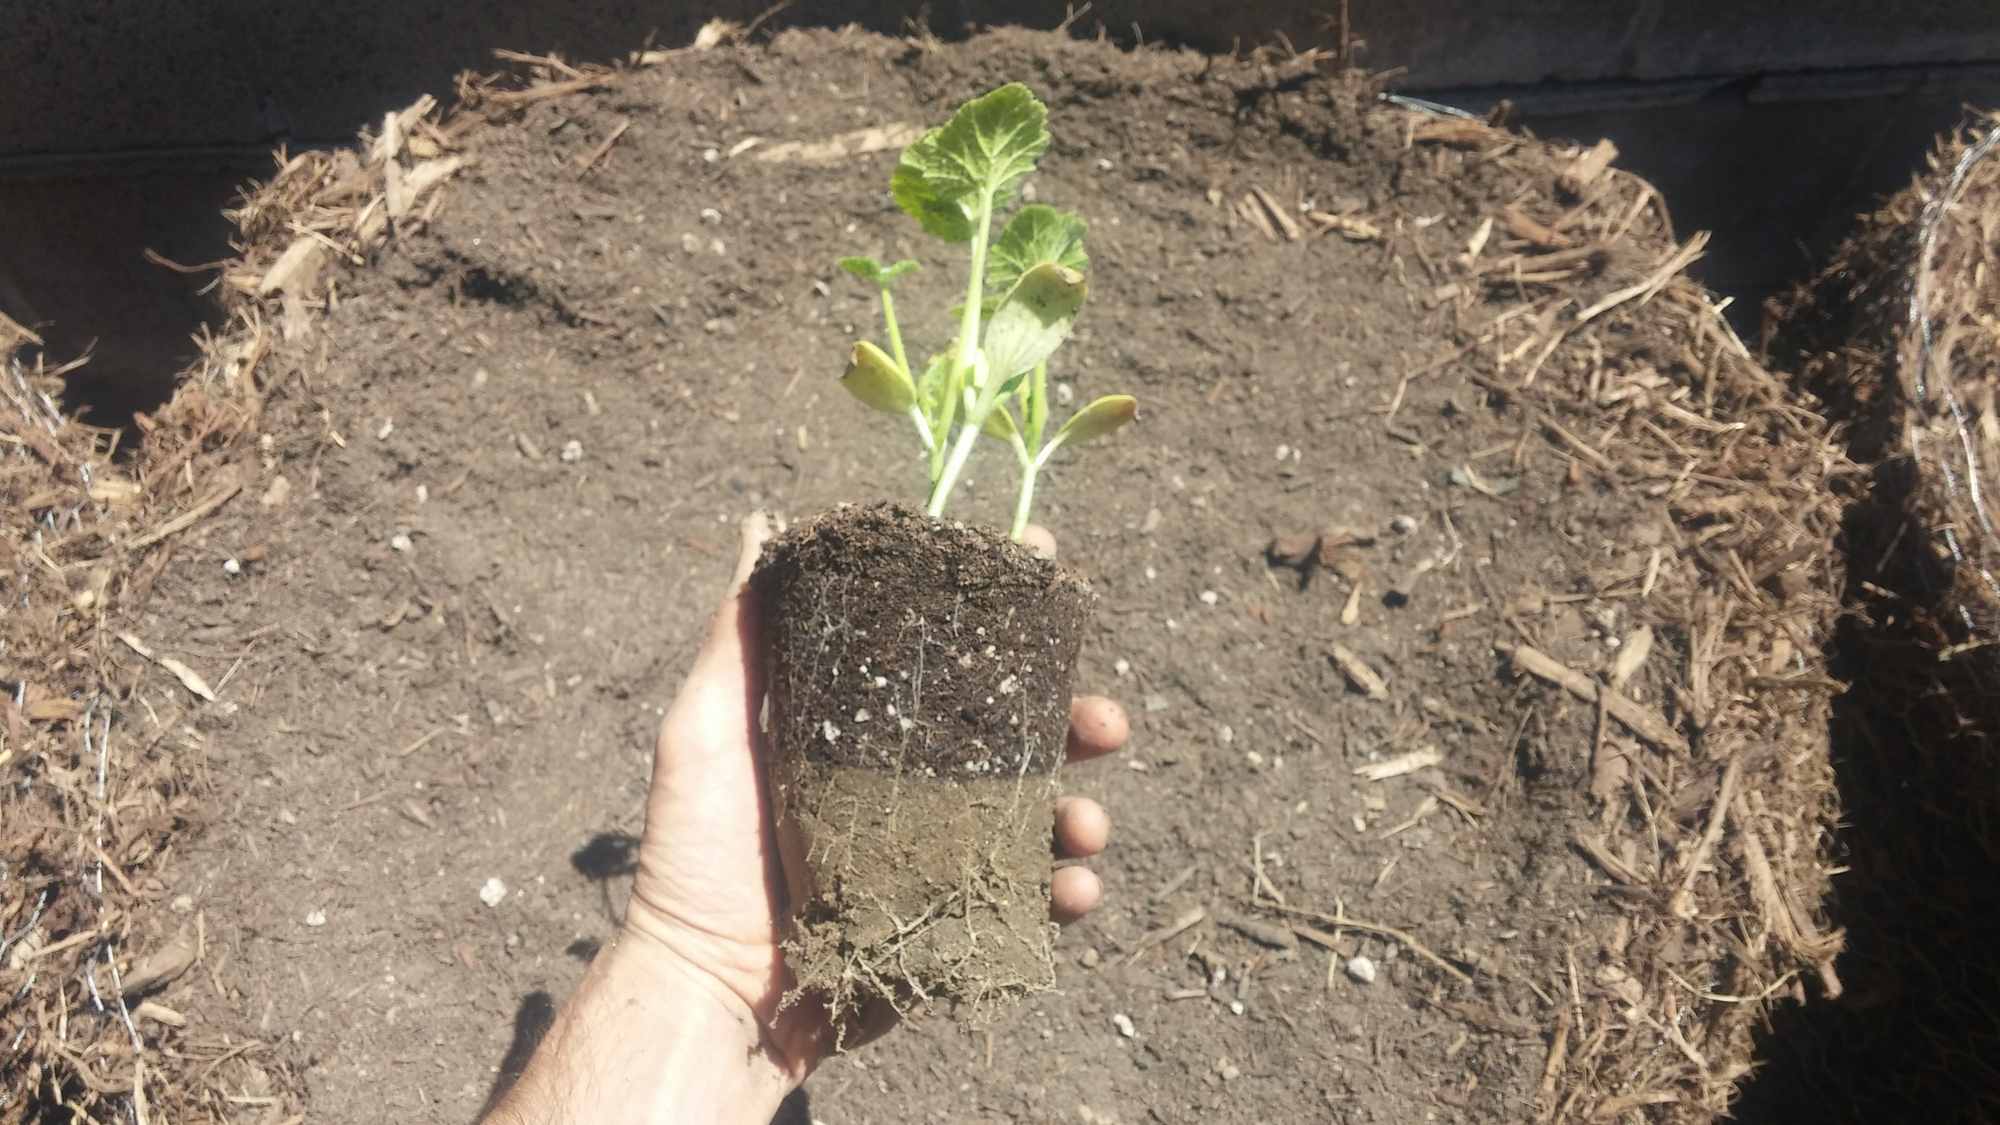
[881,289,912,383]
[926,422,983,516]
[925,191,999,517]
[955,194,995,378]
[1008,462,1039,541]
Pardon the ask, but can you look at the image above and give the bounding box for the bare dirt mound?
[9,27,1848,1124]
[1754,112,2000,1122]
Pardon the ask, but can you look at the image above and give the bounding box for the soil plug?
[754,84,1137,1032]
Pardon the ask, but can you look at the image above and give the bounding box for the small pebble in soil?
[560,440,583,463]
[1389,514,1418,535]
[1112,1013,1136,1038]
[1113,658,1131,677]
[1275,444,1290,462]
[1245,751,1264,768]
[1199,590,1219,606]
[1140,507,1162,534]
[389,533,413,553]
[479,877,507,908]
[223,558,241,576]
[1216,1059,1242,1082]
[1219,725,1234,745]
[471,367,490,389]
[1054,381,1075,406]
[304,909,326,927]
[1080,947,1101,969]
[415,484,428,503]
[1095,157,1115,172]
[1228,1000,1246,1016]
[1346,955,1378,984]
[171,894,194,913]
[1144,693,1170,713]
[699,207,722,224]
[376,418,394,440]
[681,232,702,254]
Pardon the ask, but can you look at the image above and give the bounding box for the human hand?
[624,513,1126,1090]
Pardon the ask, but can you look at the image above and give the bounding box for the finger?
[1051,865,1102,924]
[1055,796,1110,858]
[1065,695,1128,762]
[1021,524,1057,560]
[667,512,775,735]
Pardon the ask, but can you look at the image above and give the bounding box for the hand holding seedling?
[837,83,1137,538]
[479,514,1127,1124]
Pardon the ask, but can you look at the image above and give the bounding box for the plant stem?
[1008,462,1039,541]
[955,195,995,378]
[926,421,982,516]
[881,289,911,382]
[926,191,999,518]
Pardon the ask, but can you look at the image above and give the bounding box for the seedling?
[837,83,1137,539]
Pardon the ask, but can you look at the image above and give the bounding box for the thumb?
[663,512,776,750]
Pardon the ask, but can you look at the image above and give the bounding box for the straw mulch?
[1423,123,1852,1118]
[0,150,314,1125]
[1760,111,2000,1118]
[7,29,1857,1120]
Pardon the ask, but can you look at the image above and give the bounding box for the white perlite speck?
[1346,955,1378,984]
[1111,1013,1136,1038]
[304,909,327,927]
[822,720,841,742]
[560,440,583,463]
[479,877,507,908]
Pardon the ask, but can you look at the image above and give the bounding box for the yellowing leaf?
[1049,395,1137,455]
[839,341,916,415]
[981,261,1087,385]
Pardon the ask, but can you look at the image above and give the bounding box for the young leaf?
[892,157,976,242]
[982,402,1021,442]
[896,84,1049,222]
[839,341,917,414]
[1047,394,1137,454]
[839,256,921,286]
[916,352,951,413]
[981,262,1087,386]
[989,206,1087,294]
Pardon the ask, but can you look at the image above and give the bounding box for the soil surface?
[113,28,1812,1124]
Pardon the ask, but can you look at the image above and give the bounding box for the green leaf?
[989,206,1087,293]
[892,157,977,242]
[982,402,1020,442]
[893,84,1049,237]
[839,341,917,415]
[915,352,954,421]
[1049,394,1138,453]
[838,256,920,286]
[980,261,1087,386]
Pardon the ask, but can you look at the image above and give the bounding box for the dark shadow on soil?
[478,990,559,1118]
[772,1088,813,1125]
[1728,465,2000,1119]
[572,831,640,926]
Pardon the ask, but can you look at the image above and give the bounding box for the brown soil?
[5,26,1849,1125]
[755,504,1093,1021]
